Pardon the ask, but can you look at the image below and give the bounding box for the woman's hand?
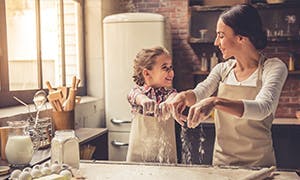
[187,97,216,128]
[164,92,189,126]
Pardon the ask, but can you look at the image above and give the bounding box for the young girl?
[126,46,177,163]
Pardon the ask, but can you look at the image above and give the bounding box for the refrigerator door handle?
[111,118,131,124]
[111,140,129,147]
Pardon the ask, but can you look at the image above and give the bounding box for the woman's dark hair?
[220,4,267,50]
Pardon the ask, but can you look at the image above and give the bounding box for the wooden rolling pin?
[64,76,77,111]
[241,166,276,180]
[47,90,64,111]
[57,86,68,103]
[45,81,55,92]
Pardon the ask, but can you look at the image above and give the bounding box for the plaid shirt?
[128,85,177,115]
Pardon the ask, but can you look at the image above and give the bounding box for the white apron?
[126,113,177,163]
[213,57,276,167]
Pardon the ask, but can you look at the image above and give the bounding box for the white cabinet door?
[108,131,130,161]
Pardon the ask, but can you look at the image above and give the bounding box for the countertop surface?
[78,160,299,180]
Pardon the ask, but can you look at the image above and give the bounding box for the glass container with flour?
[5,121,34,167]
[51,130,80,168]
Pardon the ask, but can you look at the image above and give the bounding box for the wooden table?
[78,160,299,180]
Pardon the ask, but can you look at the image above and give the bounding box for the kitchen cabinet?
[76,128,108,160]
[188,2,300,85]
[200,122,300,169]
[272,124,300,169]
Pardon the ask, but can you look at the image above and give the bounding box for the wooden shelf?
[189,36,300,44]
[190,5,228,11]
[189,37,213,44]
[288,70,300,75]
[267,36,300,42]
[189,2,300,10]
[192,71,209,75]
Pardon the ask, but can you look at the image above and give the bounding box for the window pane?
[6,0,38,90]
[40,0,82,88]
[64,0,82,87]
[40,0,62,87]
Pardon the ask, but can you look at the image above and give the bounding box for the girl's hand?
[157,93,177,121]
[158,101,170,121]
[140,97,158,116]
[187,97,216,128]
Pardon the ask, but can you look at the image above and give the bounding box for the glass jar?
[5,121,34,167]
[51,130,80,168]
[201,53,208,72]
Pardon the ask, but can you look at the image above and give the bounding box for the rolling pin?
[47,90,64,111]
[57,86,68,103]
[241,166,276,180]
[45,81,55,92]
[63,76,77,111]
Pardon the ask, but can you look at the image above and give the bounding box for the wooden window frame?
[0,0,86,108]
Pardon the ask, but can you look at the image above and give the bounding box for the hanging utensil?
[33,90,47,128]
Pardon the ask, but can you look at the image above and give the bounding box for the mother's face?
[214,19,240,60]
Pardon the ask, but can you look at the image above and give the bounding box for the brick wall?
[121,0,300,118]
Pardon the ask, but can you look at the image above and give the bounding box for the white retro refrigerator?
[103,13,171,161]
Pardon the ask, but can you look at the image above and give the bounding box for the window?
[0,0,85,107]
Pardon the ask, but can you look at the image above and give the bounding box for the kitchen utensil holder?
[52,110,74,130]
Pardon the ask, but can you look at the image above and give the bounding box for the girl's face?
[145,54,174,88]
[214,19,240,59]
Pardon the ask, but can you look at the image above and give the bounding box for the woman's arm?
[166,62,229,125]
[192,62,226,102]
[187,58,288,128]
[187,97,244,128]
[242,58,288,120]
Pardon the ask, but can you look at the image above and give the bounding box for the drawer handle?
[111,140,129,147]
[111,118,131,124]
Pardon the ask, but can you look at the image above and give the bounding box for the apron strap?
[221,54,266,87]
[256,53,266,88]
[221,60,236,82]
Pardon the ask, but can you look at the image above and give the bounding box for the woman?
[167,4,287,167]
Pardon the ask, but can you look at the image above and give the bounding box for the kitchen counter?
[0,128,108,178]
[29,127,108,166]
[78,160,299,179]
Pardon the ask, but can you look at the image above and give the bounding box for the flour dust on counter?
[78,161,299,180]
